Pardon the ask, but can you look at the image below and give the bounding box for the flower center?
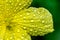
[6,25,12,31]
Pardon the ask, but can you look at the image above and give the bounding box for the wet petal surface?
[4,25,31,40]
[12,7,54,36]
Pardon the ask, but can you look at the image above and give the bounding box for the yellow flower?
[0,0,54,40]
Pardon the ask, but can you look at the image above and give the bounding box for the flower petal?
[0,15,6,40]
[4,25,31,40]
[0,24,6,40]
[0,0,32,14]
[13,25,31,40]
[12,7,54,36]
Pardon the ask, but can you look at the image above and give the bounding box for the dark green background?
[30,0,60,40]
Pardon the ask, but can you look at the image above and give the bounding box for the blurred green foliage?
[30,0,60,40]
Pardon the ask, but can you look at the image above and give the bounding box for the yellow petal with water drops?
[12,7,54,36]
[4,24,31,40]
[0,23,6,40]
[0,14,6,40]
[4,30,14,40]
[13,25,31,40]
[0,0,32,14]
